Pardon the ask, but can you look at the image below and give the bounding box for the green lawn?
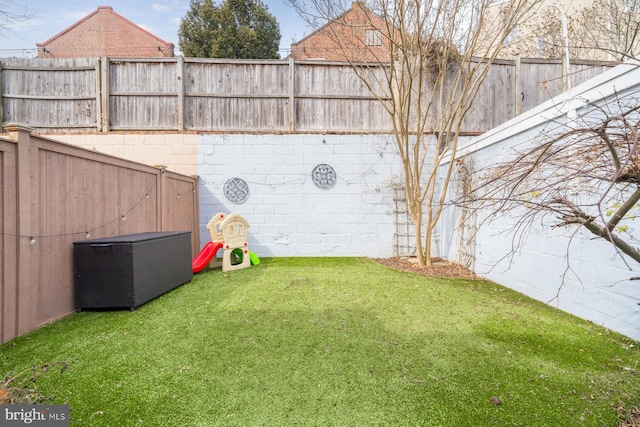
[1,257,639,426]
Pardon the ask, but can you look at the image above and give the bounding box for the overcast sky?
[0,0,311,58]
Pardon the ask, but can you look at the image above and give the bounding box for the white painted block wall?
[438,61,640,340]
[197,134,405,258]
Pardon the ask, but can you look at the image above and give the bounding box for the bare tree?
[458,89,640,269]
[286,0,537,266]
[499,0,640,62]
[573,0,640,61]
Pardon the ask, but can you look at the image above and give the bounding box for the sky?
[0,0,312,58]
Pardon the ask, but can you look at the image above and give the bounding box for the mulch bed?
[372,257,478,280]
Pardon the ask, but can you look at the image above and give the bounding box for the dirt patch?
[373,257,478,280]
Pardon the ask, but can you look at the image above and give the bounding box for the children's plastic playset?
[191,213,260,274]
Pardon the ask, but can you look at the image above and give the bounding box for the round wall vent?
[224,177,249,204]
[312,164,337,190]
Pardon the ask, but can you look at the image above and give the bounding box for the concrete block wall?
[465,189,640,340]
[49,133,198,176]
[197,133,404,258]
[438,61,640,340]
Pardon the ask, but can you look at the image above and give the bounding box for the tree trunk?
[414,220,425,267]
[423,205,434,267]
[408,195,426,267]
[423,228,432,267]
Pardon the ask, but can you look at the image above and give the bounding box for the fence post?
[289,56,295,132]
[155,165,167,232]
[514,54,522,117]
[191,174,200,256]
[96,59,102,132]
[177,56,185,132]
[0,61,3,129]
[4,124,36,337]
[101,56,110,132]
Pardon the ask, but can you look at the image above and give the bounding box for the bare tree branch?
[457,90,640,271]
[0,1,35,35]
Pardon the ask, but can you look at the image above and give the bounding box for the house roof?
[291,1,375,47]
[36,6,174,48]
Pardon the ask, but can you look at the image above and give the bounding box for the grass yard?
[1,257,639,426]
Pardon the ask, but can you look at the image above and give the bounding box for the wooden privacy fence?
[0,125,199,344]
[0,56,615,134]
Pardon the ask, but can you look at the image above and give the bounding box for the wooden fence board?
[0,141,18,344]
[0,57,617,133]
[0,128,199,344]
[1,58,98,132]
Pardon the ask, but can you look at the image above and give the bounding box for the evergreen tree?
[179,0,281,59]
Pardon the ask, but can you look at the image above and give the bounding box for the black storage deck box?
[73,231,193,311]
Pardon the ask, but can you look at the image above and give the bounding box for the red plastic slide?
[192,242,223,273]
